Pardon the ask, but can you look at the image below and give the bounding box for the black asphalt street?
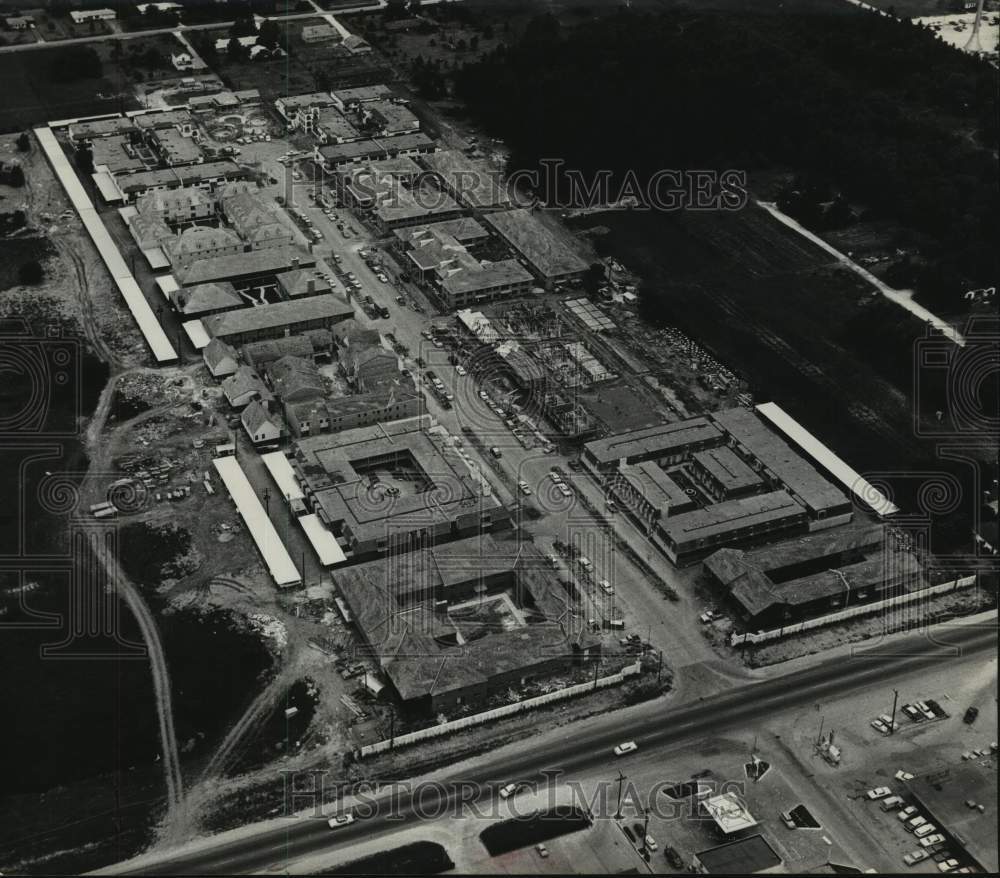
[121,622,996,875]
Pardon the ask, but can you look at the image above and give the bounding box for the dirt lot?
[0,132,147,365]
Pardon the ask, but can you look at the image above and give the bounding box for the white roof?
[299,514,346,566]
[182,319,210,350]
[702,793,757,834]
[260,451,305,502]
[755,401,899,517]
[35,126,177,363]
[92,167,122,202]
[156,274,180,298]
[212,456,301,587]
[143,248,170,270]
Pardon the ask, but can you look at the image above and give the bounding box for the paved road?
[0,4,383,54]
[112,622,995,875]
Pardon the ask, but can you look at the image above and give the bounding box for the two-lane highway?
[114,621,996,875]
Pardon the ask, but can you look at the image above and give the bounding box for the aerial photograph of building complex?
[0,0,996,875]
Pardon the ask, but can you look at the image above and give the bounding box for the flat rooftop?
[661,490,805,546]
[620,461,689,510]
[292,416,500,544]
[483,208,589,278]
[711,407,849,517]
[906,766,998,873]
[175,247,315,286]
[693,446,763,493]
[585,418,722,464]
[696,835,780,874]
[202,295,352,339]
[419,149,510,209]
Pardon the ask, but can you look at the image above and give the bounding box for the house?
[241,399,283,446]
[5,16,34,29]
[276,268,332,299]
[70,9,117,24]
[221,192,295,250]
[126,211,174,250]
[136,2,182,14]
[342,34,371,54]
[202,337,239,378]
[215,35,259,53]
[164,226,243,268]
[345,346,399,392]
[170,282,243,318]
[171,52,197,72]
[135,186,214,224]
[330,84,391,111]
[242,331,332,369]
[267,355,325,402]
[222,365,274,409]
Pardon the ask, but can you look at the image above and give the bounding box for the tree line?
[454,9,998,308]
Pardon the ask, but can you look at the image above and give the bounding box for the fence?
[359,661,642,758]
[730,576,977,646]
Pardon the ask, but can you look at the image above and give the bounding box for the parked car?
[906,815,927,832]
[903,849,929,865]
[964,706,979,724]
[643,836,658,852]
[327,813,354,829]
[517,481,532,496]
[919,834,946,848]
[614,741,638,757]
[780,810,796,829]
[938,860,959,873]
[914,823,937,838]
[455,365,467,376]
[535,844,549,858]
[558,484,573,497]
[895,770,915,781]
[548,471,562,483]
[866,787,892,800]
[898,806,918,822]
[599,579,614,594]
[870,719,889,735]
[622,825,636,843]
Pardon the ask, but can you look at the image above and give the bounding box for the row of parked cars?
[863,787,973,872]
[871,700,947,735]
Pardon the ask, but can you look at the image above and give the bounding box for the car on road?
[903,849,929,865]
[938,860,959,873]
[964,706,979,724]
[614,741,638,757]
[535,844,549,858]
[517,481,532,496]
[866,786,892,800]
[919,834,946,848]
[780,810,796,829]
[870,719,889,735]
[327,813,354,829]
[599,579,614,594]
[898,806,918,822]
[455,364,467,376]
[499,783,518,799]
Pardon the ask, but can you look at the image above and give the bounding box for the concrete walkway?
[757,200,965,347]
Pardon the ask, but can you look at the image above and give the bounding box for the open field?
[189,21,392,99]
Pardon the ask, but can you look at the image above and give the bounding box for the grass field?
[0,49,138,132]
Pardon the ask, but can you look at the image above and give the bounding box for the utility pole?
[641,806,650,853]
[389,705,396,750]
[614,770,627,820]
[656,650,663,685]
[263,486,270,516]
[593,656,601,689]
[817,715,824,747]
[889,689,899,735]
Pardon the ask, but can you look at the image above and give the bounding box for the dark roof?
[202,295,353,339]
[661,490,804,546]
[584,418,722,464]
[905,767,998,873]
[710,407,848,516]
[695,835,782,874]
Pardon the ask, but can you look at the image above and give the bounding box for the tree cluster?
[455,9,998,300]
[45,45,103,82]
